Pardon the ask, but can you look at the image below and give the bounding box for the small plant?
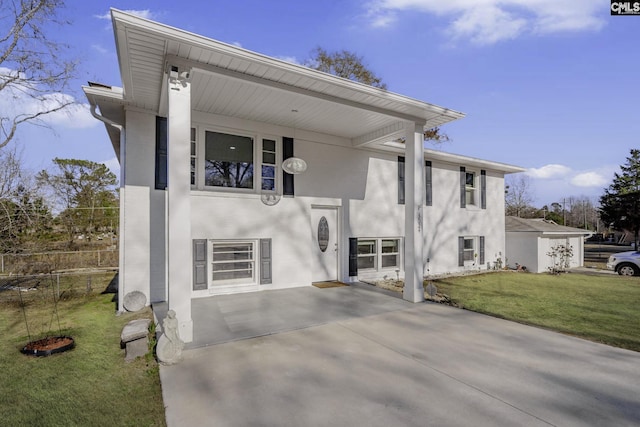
[547,244,573,274]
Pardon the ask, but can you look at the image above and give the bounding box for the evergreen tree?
[600,149,640,248]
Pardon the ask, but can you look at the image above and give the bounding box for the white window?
[381,239,400,268]
[463,237,476,264]
[357,239,377,270]
[211,241,255,285]
[357,238,401,271]
[261,138,277,192]
[196,128,280,192]
[190,127,197,186]
[465,171,476,206]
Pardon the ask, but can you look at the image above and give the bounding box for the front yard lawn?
[432,272,640,351]
[0,273,166,426]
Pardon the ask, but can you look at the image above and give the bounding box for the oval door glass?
[318,216,329,252]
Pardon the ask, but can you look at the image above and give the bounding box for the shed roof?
[505,216,592,236]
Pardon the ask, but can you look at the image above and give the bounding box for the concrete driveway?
[159,285,640,426]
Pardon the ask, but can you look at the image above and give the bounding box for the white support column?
[403,122,425,303]
[167,65,193,342]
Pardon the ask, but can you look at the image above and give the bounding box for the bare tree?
[505,174,535,217]
[0,147,52,252]
[305,47,387,89]
[0,0,76,149]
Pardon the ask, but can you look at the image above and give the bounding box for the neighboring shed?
[505,217,592,273]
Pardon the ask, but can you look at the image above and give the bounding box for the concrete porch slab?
[153,282,413,349]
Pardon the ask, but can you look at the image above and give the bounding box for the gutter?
[89,103,125,185]
[88,102,127,315]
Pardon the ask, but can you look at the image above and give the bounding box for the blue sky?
[8,0,638,207]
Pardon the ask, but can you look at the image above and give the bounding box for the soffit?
[111,9,464,141]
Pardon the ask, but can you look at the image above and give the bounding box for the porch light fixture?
[282,157,307,174]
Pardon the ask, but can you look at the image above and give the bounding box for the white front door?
[311,207,338,282]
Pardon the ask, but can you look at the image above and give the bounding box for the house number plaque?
[318,216,329,252]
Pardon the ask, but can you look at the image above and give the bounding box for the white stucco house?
[505,216,592,273]
[84,10,523,342]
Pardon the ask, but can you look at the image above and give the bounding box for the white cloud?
[527,164,571,179]
[94,9,158,21]
[365,0,604,44]
[450,5,527,45]
[0,67,97,131]
[42,101,97,129]
[570,172,609,188]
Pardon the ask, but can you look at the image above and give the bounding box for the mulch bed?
[21,336,75,357]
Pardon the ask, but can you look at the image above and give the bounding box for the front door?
[311,207,338,282]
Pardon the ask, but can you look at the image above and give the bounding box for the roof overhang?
[382,141,525,173]
[85,8,466,154]
[82,84,125,159]
[505,217,593,235]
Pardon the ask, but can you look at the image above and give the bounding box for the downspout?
[89,104,127,313]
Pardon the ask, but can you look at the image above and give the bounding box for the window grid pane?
[381,255,398,268]
[190,127,197,185]
[357,239,377,270]
[465,172,475,206]
[463,238,475,262]
[261,139,277,192]
[211,242,255,285]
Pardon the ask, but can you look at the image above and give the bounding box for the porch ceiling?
[111,9,464,143]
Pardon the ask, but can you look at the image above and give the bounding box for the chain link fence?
[0,270,118,305]
[0,250,118,275]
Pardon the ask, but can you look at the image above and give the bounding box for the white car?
[607,251,640,276]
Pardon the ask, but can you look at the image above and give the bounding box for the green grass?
[0,273,166,427]
[432,272,640,351]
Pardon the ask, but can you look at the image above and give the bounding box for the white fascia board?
[541,231,593,236]
[383,141,525,173]
[109,8,465,124]
[83,85,125,103]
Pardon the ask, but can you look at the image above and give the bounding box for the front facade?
[85,10,522,342]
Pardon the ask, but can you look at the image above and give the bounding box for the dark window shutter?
[398,156,405,205]
[155,116,168,190]
[479,236,485,265]
[283,137,294,196]
[260,239,272,284]
[425,160,432,206]
[193,239,207,290]
[481,170,487,210]
[458,236,465,267]
[349,238,358,277]
[459,166,466,208]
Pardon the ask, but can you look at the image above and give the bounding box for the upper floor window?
[465,171,476,206]
[190,127,197,186]
[204,131,254,189]
[261,139,277,192]
[460,167,486,209]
